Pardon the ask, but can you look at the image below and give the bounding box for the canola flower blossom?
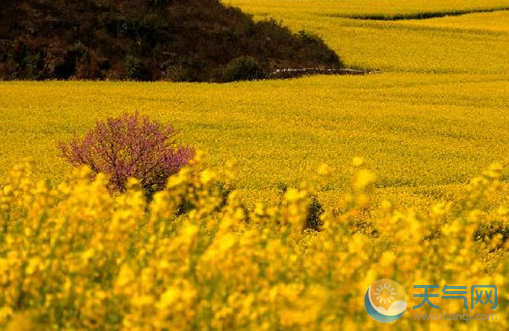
[0,153,508,330]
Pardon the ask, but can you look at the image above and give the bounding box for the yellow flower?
[318,163,331,176]
[218,233,236,251]
[200,169,216,185]
[353,169,376,191]
[25,258,41,275]
[352,157,365,167]
[158,288,179,308]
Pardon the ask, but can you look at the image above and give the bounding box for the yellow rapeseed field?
[2,0,509,330]
[1,156,509,330]
[400,11,509,33]
[2,74,509,207]
[227,0,509,19]
[228,0,509,73]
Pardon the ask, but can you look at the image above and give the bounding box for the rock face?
[0,0,342,81]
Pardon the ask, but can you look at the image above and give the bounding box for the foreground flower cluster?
[0,154,508,331]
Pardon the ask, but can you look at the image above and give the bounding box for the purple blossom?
[59,113,194,197]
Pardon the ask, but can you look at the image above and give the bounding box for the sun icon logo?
[375,283,397,304]
[364,279,407,323]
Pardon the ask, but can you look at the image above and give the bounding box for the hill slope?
[0,0,341,81]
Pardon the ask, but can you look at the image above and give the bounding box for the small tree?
[59,113,193,198]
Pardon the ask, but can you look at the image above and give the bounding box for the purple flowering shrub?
[59,113,194,197]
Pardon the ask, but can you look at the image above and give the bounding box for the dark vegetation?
[327,7,509,21]
[276,182,324,231]
[222,56,265,82]
[0,0,342,81]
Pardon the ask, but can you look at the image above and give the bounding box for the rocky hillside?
[0,0,342,81]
